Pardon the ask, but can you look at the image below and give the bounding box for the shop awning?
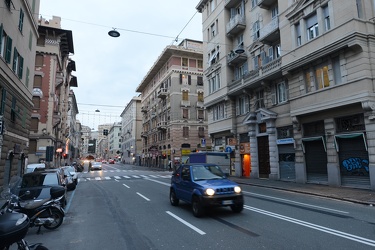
[334,133,367,152]
[301,136,326,153]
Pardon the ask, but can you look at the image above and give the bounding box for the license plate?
[222,200,233,205]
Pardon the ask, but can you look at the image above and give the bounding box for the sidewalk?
[229,176,375,206]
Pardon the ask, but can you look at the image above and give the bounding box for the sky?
[39,0,203,130]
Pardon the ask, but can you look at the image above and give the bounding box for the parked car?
[25,163,46,173]
[61,166,77,191]
[90,162,102,171]
[170,163,244,217]
[108,159,115,164]
[19,170,67,208]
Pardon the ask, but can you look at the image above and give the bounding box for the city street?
[21,163,375,250]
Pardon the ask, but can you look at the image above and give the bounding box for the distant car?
[20,170,67,208]
[170,164,244,217]
[101,160,107,164]
[109,159,115,164]
[25,163,46,173]
[91,162,102,171]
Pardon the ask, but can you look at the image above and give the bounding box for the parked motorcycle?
[1,176,65,233]
[0,177,48,250]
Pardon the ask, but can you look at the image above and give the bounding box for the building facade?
[0,0,40,186]
[196,0,375,190]
[136,39,211,169]
[29,16,76,168]
[108,122,121,160]
[120,96,142,165]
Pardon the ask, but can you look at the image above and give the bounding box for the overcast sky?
[39,0,203,130]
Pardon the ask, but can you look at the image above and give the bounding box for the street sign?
[225,146,232,153]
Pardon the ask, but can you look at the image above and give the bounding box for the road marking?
[140,175,148,178]
[123,176,131,179]
[95,177,101,180]
[104,177,111,180]
[122,184,130,188]
[243,191,349,214]
[132,175,141,178]
[136,192,150,201]
[245,205,375,247]
[114,176,121,179]
[145,178,170,186]
[166,211,206,235]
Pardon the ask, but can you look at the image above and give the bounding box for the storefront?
[302,136,328,184]
[277,138,295,181]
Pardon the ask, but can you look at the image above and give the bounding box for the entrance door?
[304,140,328,184]
[258,136,270,178]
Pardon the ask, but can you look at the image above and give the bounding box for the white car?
[90,162,102,171]
[64,166,78,185]
[26,163,46,173]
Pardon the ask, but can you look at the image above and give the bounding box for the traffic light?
[63,153,67,159]
[162,153,166,159]
[103,129,108,135]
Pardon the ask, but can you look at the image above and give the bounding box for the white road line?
[136,192,150,201]
[123,176,131,179]
[140,175,148,178]
[166,211,206,235]
[122,184,130,188]
[95,177,101,180]
[104,177,111,180]
[149,175,158,178]
[114,176,121,179]
[145,178,170,186]
[243,191,348,214]
[132,175,141,178]
[245,205,375,247]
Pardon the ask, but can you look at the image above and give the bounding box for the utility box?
[186,152,231,175]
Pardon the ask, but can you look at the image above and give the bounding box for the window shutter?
[12,48,18,72]
[179,74,182,84]
[245,96,249,113]
[0,24,3,49]
[271,84,277,105]
[5,37,12,63]
[188,75,191,85]
[236,99,239,115]
[18,56,23,79]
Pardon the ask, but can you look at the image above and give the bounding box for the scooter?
[1,177,65,234]
[0,212,48,250]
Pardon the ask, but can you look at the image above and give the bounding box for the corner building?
[136,39,211,168]
[196,0,375,190]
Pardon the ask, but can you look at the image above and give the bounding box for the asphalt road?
[19,163,375,250]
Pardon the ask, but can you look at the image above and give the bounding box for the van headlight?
[205,188,215,196]
[234,186,242,193]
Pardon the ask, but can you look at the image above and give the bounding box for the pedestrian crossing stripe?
[79,174,171,182]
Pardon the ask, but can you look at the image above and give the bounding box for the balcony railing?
[259,17,279,44]
[157,88,169,99]
[181,100,191,107]
[196,101,204,108]
[227,50,247,66]
[226,14,246,36]
[141,106,148,113]
[225,0,242,8]
[157,121,168,130]
[257,0,277,9]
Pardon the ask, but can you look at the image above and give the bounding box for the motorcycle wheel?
[43,207,64,230]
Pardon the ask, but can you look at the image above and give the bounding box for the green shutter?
[12,47,17,71]
[5,36,12,63]
[26,67,29,87]
[19,9,24,32]
[18,56,23,79]
[29,30,32,50]
[0,89,7,115]
[0,24,3,51]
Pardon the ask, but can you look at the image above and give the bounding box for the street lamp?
[108,29,120,38]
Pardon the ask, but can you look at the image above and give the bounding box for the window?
[35,54,43,66]
[0,25,13,63]
[12,48,24,79]
[210,0,216,12]
[11,96,16,122]
[30,117,39,131]
[234,62,248,80]
[29,140,37,154]
[32,96,40,109]
[332,56,342,84]
[197,76,203,86]
[37,34,45,46]
[253,21,260,40]
[28,30,33,50]
[251,0,257,8]
[25,68,29,87]
[272,82,288,105]
[236,95,249,115]
[198,127,205,138]
[295,23,301,46]
[305,71,313,92]
[34,75,42,88]
[182,90,189,101]
[197,109,204,120]
[0,88,6,115]
[5,0,11,10]
[211,22,216,38]
[356,0,363,18]
[179,74,188,84]
[213,103,225,121]
[183,127,189,137]
[197,60,203,69]
[18,8,24,32]
[182,58,188,68]
[208,71,221,94]
[271,5,278,19]
[255,90,265,109]
[315,65,330,89]
[198,92,204,102]
[323,5,330,31]
[182,108,189,119]
[306,14,318,40]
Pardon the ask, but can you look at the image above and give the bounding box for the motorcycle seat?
[22,198,51,210]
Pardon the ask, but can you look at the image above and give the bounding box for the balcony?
[224,0,242,8]
[141,131,148,138]
[157,88,169,99]
[196,101,204,108]
[157,121,168,130]
[181,100,191,107]
[227,50,247,66]
[257,0,277,9]
[226,14,246,37]
[259,17,279,44]
[141,106,148,113]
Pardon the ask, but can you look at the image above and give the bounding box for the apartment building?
[108,122,121,160]
[196,0,375,190]
[97,123,112,159]
[0,0,40,186]
[136,39,210,169]
[29,16,76,167]
[120,96,142,165]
